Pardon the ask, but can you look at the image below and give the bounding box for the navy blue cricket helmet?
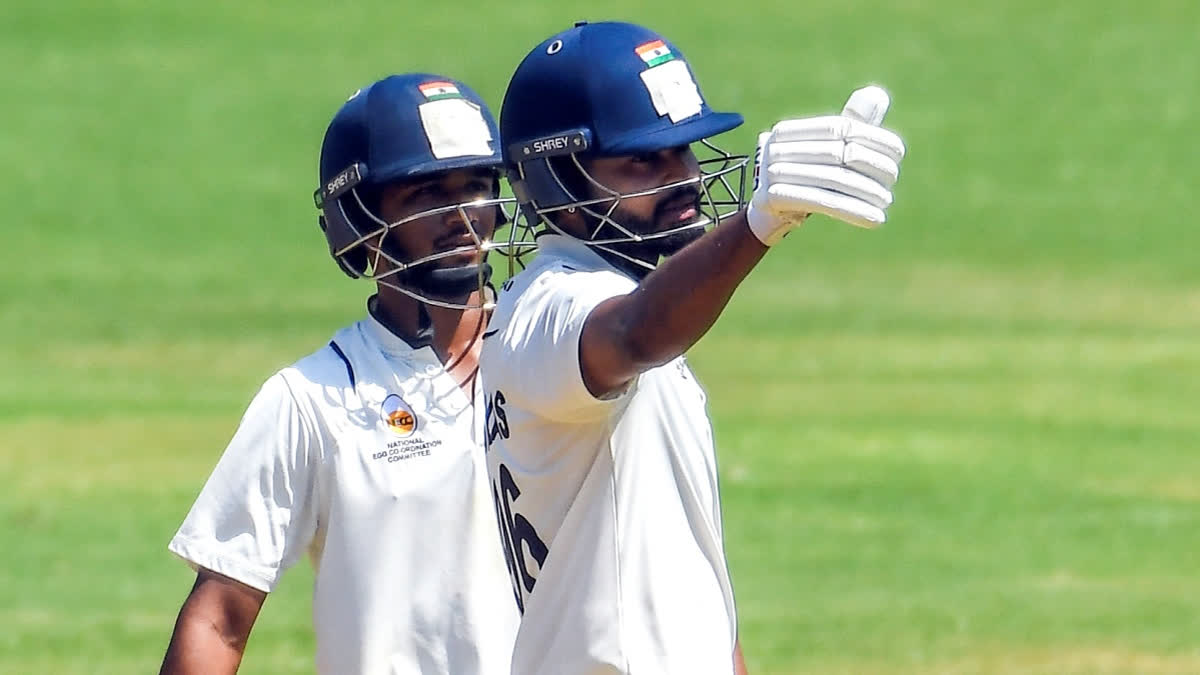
[500,21,749,270]
[314,73,510,307]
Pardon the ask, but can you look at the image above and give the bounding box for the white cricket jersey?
[169,309,518,675]
[481,235,737,675]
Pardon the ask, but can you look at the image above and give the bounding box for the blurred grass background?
[1,0,1197,673]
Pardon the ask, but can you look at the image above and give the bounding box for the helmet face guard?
[504,134,748,274]
[316,162,515,310]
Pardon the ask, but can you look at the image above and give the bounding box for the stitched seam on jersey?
[606,427,632,674]
[276,370,324,463]
[274,370,325,565]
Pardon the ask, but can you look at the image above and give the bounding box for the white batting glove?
[746,85,907,245]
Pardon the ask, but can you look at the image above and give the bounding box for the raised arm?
[580,86,905,398]
[580,211,766,397]
[159,569,267,675]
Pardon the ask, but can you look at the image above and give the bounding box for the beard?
[380,239,493,303]
[401,261,492,301]
[586,186,705,279]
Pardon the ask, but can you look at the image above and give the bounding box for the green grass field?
[3,1,1198,673]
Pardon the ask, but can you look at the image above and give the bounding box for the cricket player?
[481,21,906,675]
[159,73,519,675]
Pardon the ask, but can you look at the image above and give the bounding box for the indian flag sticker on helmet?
[381,393,418,437]
[635,40,674,68]
[418,81,462,101]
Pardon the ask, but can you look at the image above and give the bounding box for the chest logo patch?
[381,394,418,437]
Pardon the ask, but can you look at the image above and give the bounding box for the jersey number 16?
[492,463,547,614]
[486,390,548,612]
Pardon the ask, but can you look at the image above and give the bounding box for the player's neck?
[372,289,485,392]
[426,296,487,390]
[370,292,430,347]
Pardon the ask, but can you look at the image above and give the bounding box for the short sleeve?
[167,373,321,593]
[492,269,636,423]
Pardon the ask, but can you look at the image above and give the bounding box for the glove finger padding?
[767,141,900,190]
[767,184,885,229]
[765,140,845,167]
[767,163,893,210]
[770,117,905,164]
[843,143,901,190]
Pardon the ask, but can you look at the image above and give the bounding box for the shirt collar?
[361,309,475,417]
[535,233,628,276]
[364,295,437,361]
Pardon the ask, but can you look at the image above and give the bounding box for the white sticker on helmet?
[418,98,494,159]
[639,59,703,123]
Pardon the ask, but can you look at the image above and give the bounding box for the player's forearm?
[612,211,766,372]
[159,610,247,675]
